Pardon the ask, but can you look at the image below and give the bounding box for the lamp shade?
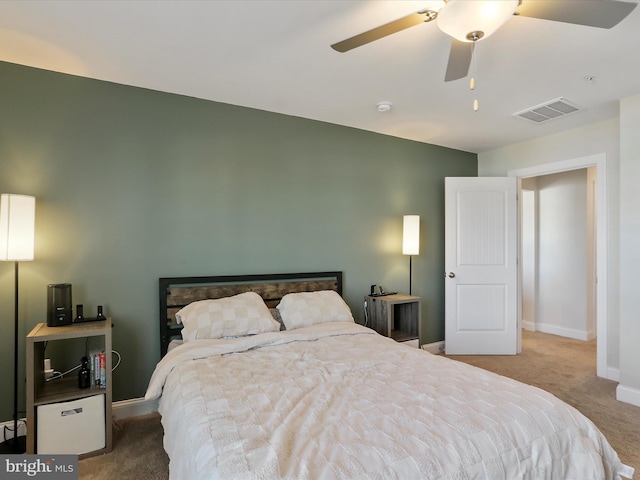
[402,215,420,256]
[0,194,36,261]
[437,0,518,42]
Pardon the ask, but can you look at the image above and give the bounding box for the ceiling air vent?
[513,97,581,123]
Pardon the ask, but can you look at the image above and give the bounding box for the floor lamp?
[402,215,420,295]
[0,194,36,454]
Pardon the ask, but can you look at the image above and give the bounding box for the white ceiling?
[1,0,639,153]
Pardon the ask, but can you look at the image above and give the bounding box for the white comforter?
[146,322,634,480]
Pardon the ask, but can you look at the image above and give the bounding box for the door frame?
[508,153,609,379]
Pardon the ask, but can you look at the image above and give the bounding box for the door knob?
[448,272,456,278]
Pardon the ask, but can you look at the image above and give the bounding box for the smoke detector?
[377,102,392,113]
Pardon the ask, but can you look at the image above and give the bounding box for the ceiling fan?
[331,0,637,83]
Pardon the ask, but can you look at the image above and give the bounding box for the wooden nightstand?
[25,320,113,458]
[365,294,421,346]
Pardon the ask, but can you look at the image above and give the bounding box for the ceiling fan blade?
[444,39,473,82]
[331,10,436,53]
[516,0,637,29]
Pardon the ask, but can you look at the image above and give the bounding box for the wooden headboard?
[158,271,343,356]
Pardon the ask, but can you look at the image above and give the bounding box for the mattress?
[146,322,633,480]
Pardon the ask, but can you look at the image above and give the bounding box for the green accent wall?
[0,61,476,420]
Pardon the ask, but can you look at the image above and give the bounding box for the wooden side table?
[365,294,421,345]
[25,320,113,458]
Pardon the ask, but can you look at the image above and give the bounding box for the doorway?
[519,168,596,340]
[509,153,609,379]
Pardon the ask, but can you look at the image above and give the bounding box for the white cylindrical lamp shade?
[402,215,420,256]
[0,194,36,261]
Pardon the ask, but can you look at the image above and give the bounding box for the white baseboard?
[421,341,445,354]
[616,384,640,407]
[534,322,595,341]
[112,397,159,420]
[522,320,535,331]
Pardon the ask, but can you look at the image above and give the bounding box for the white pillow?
[176,291,280,341]
[276,290,354,330]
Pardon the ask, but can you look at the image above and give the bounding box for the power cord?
[45,364,81,382]
[2,419,26,442]
[112,350,122,371]
[363,300,368,327]
[46,350,122,382]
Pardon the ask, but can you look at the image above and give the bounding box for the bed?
[146,271,634,480]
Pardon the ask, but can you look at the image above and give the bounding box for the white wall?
[535,169,590,340]
[478,118,621,370]
[618,94,640,406]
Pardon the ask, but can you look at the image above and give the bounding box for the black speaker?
[47,284,73,327]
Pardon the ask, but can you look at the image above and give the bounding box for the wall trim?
[421,341,445,354]
[112,397,159,420]
[616,383,640,407]
[534,322,596,341]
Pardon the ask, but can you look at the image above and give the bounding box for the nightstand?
[25,320,113,458]
[365,294,421,346]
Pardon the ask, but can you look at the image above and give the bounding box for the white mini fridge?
[37,393,105,455]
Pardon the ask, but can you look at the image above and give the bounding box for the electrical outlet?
[44,358,54,379]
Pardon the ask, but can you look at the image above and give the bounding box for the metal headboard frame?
[158,271,343,356]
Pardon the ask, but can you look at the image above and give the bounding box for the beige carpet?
[79,413,168,480]
[79,330,639,479]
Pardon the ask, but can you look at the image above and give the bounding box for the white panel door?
[445,177,518,354]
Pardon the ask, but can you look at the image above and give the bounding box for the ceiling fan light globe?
[436,0,518,42]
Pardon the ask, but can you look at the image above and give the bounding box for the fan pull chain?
[470,42,478,112]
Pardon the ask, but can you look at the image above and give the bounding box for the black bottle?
[96,305,106,321]
[79,356,90,389]
[74,304,84,323]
